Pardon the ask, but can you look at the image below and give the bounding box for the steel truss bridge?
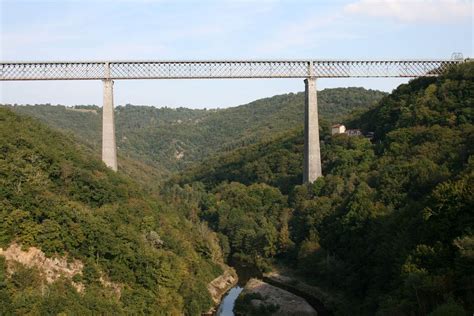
[0,59,466,182]
[0,59,462,80]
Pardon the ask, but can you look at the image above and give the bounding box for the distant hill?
[4,87,386,175]
[0,108,225,315]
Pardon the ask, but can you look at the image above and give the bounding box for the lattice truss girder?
[0,60,462,80]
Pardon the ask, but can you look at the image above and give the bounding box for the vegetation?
[4,87,385,175]
[2,62,472,315]
[0,108,224,315]
[166,62,473,314]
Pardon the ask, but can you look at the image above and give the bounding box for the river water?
[215,286,243,316]
[215,260,261,316]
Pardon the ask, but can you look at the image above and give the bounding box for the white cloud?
[344,0,473,23]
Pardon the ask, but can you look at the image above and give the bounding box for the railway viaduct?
[0,59,464,182]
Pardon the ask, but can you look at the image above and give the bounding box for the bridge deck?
[0,60,463,80]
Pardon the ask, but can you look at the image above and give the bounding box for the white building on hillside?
[332,124,346,135]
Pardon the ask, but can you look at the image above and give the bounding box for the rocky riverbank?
[263,270,335,316]
[204,268,238,315]
[235,278,317,316]
[210,261,337,316]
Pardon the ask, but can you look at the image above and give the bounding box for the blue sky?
[1,0,472,108]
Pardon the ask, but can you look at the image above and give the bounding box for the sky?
[0,0,472,109]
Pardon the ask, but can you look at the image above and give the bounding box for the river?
[215,260,261,315]
[214,261,328,316]
[215,286,243,316]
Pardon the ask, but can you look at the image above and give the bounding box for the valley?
[1,63,473,315]
[5,87,385,176]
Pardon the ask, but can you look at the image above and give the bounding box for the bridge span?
[0,59,464,182]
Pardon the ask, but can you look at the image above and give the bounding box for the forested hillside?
[0,108,225,315]
[167,62,474,315]
[5,87,385,174]
[2,63,471,315]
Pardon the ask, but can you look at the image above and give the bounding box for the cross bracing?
[0,60,463,81]
[1,58,468,181]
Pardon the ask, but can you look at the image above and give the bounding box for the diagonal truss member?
[0,59,467,182]
[0,59,463,80]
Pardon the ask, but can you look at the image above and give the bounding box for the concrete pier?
[102,79,117,171]
[303,77,322,183]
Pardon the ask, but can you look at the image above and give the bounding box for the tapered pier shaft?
[303,77,322,183]
[102,79,117,171]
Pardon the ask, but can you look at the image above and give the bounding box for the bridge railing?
[0,60,463,80]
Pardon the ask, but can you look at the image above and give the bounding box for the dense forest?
[4,87,385,175]
[0,108,225,315]
[166,62,473,314]
[1,63,472,315]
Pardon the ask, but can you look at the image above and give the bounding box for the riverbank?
[204,268,238,315]
[235,278,318,315]
[211,260,340,316]
[263,271,332,316]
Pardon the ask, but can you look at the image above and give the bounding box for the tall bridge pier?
[1,59,462,183]
[304,76,322,182]
[99,72,324,180]
[102,79,117,171]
